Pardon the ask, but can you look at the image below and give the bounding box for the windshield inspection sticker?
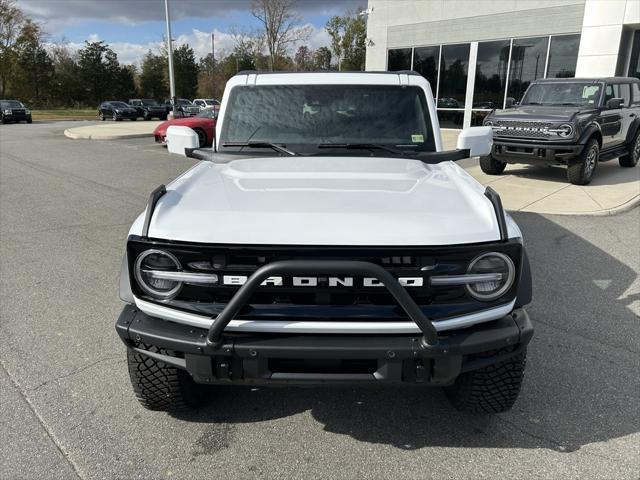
[411,134,424,143]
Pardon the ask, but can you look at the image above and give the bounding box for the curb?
[516,194,640,217]
[64,129,152,140]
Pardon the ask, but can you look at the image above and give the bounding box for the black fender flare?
[515,249,532,308]
[625,117,640,144]
[577,123,602,147]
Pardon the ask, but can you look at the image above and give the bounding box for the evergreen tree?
[173,44,198,99]
[14,20,53,105]
[139,51,168,100]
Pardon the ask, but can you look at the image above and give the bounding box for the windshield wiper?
[318,143,406,155]
[222,141,297,156]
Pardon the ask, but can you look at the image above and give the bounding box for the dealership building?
[365,0,640,128]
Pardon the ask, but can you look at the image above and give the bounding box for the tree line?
[0,0,366,108]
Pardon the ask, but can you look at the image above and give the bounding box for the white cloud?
[49,25,333,66]
[18,0,361,34]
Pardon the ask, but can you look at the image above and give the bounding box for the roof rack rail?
[141,184,166,238]
[484,187,508,242]
[234,70,420,76]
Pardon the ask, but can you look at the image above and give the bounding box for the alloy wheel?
[585,145,597,176]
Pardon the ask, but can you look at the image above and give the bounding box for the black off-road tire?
[127,345,203,412]
[194,128,207,147]
[26,118,32,124]
[444,350,527,414]
[567,138,598,185]
[131,117,137,121]
[480,155,507,175]
[619,132,639,168]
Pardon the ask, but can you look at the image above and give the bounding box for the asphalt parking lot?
[1,121,639,480]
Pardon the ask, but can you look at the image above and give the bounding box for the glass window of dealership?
[388,33,583,128]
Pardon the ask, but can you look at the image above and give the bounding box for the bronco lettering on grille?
[221,275,424,287]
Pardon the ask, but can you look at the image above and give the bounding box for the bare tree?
[251,0,310,71]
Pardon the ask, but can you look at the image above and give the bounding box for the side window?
[631,83,640,106]
[613,84,631,106]
[603,84,614,104]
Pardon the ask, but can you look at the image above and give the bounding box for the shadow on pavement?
[172,212,639,453]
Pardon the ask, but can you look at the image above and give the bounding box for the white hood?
[130,156,513,246]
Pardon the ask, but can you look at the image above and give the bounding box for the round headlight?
[134,249,182,299]
[557,124,573,137]
[465,252,515,301]
[484,120,493,126]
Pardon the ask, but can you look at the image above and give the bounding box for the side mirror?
[504,97,516,108]
[167,125,199,156]
[605,98,624,109]
[457,126,493,157]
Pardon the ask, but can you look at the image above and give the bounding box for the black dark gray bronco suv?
[482,77,640,185]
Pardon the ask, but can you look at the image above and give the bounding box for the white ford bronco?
[116,71,533,414]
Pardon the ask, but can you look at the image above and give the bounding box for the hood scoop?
[221,156,429,193]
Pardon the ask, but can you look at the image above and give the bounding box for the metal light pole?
[164,0,177,117]
[211,32,215,97]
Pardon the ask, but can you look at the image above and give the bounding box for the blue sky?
[18,0,363,64]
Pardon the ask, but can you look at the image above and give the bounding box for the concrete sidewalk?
[64,120,162,140]
[442,129,640,215]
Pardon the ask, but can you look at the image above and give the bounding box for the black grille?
[493,120,553,139]
[127,238,522,321]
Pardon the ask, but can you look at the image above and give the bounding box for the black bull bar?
[205,259,439,348]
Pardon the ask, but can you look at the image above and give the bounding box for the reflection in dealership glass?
[219,84,436,152]
[507,36,548,103]
[521,82,602,106]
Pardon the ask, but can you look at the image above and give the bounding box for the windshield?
[205,99,219,105]
[521,82,602,106]
[111,101,130,108]
[141,99,158,106]
[219,84,435,151]
[1,100,24,108]
[177,99,193,106]
[196,108,217,119]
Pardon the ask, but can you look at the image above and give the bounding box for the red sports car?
[153,108,217,147]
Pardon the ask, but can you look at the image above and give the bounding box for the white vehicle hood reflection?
[132,156,505,246]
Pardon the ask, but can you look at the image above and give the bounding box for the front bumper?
[115,304,533,385]
[3,113,30,122]
[146,109,166,118]
[492,139,583,164]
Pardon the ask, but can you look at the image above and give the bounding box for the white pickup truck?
[116,71,533,414]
